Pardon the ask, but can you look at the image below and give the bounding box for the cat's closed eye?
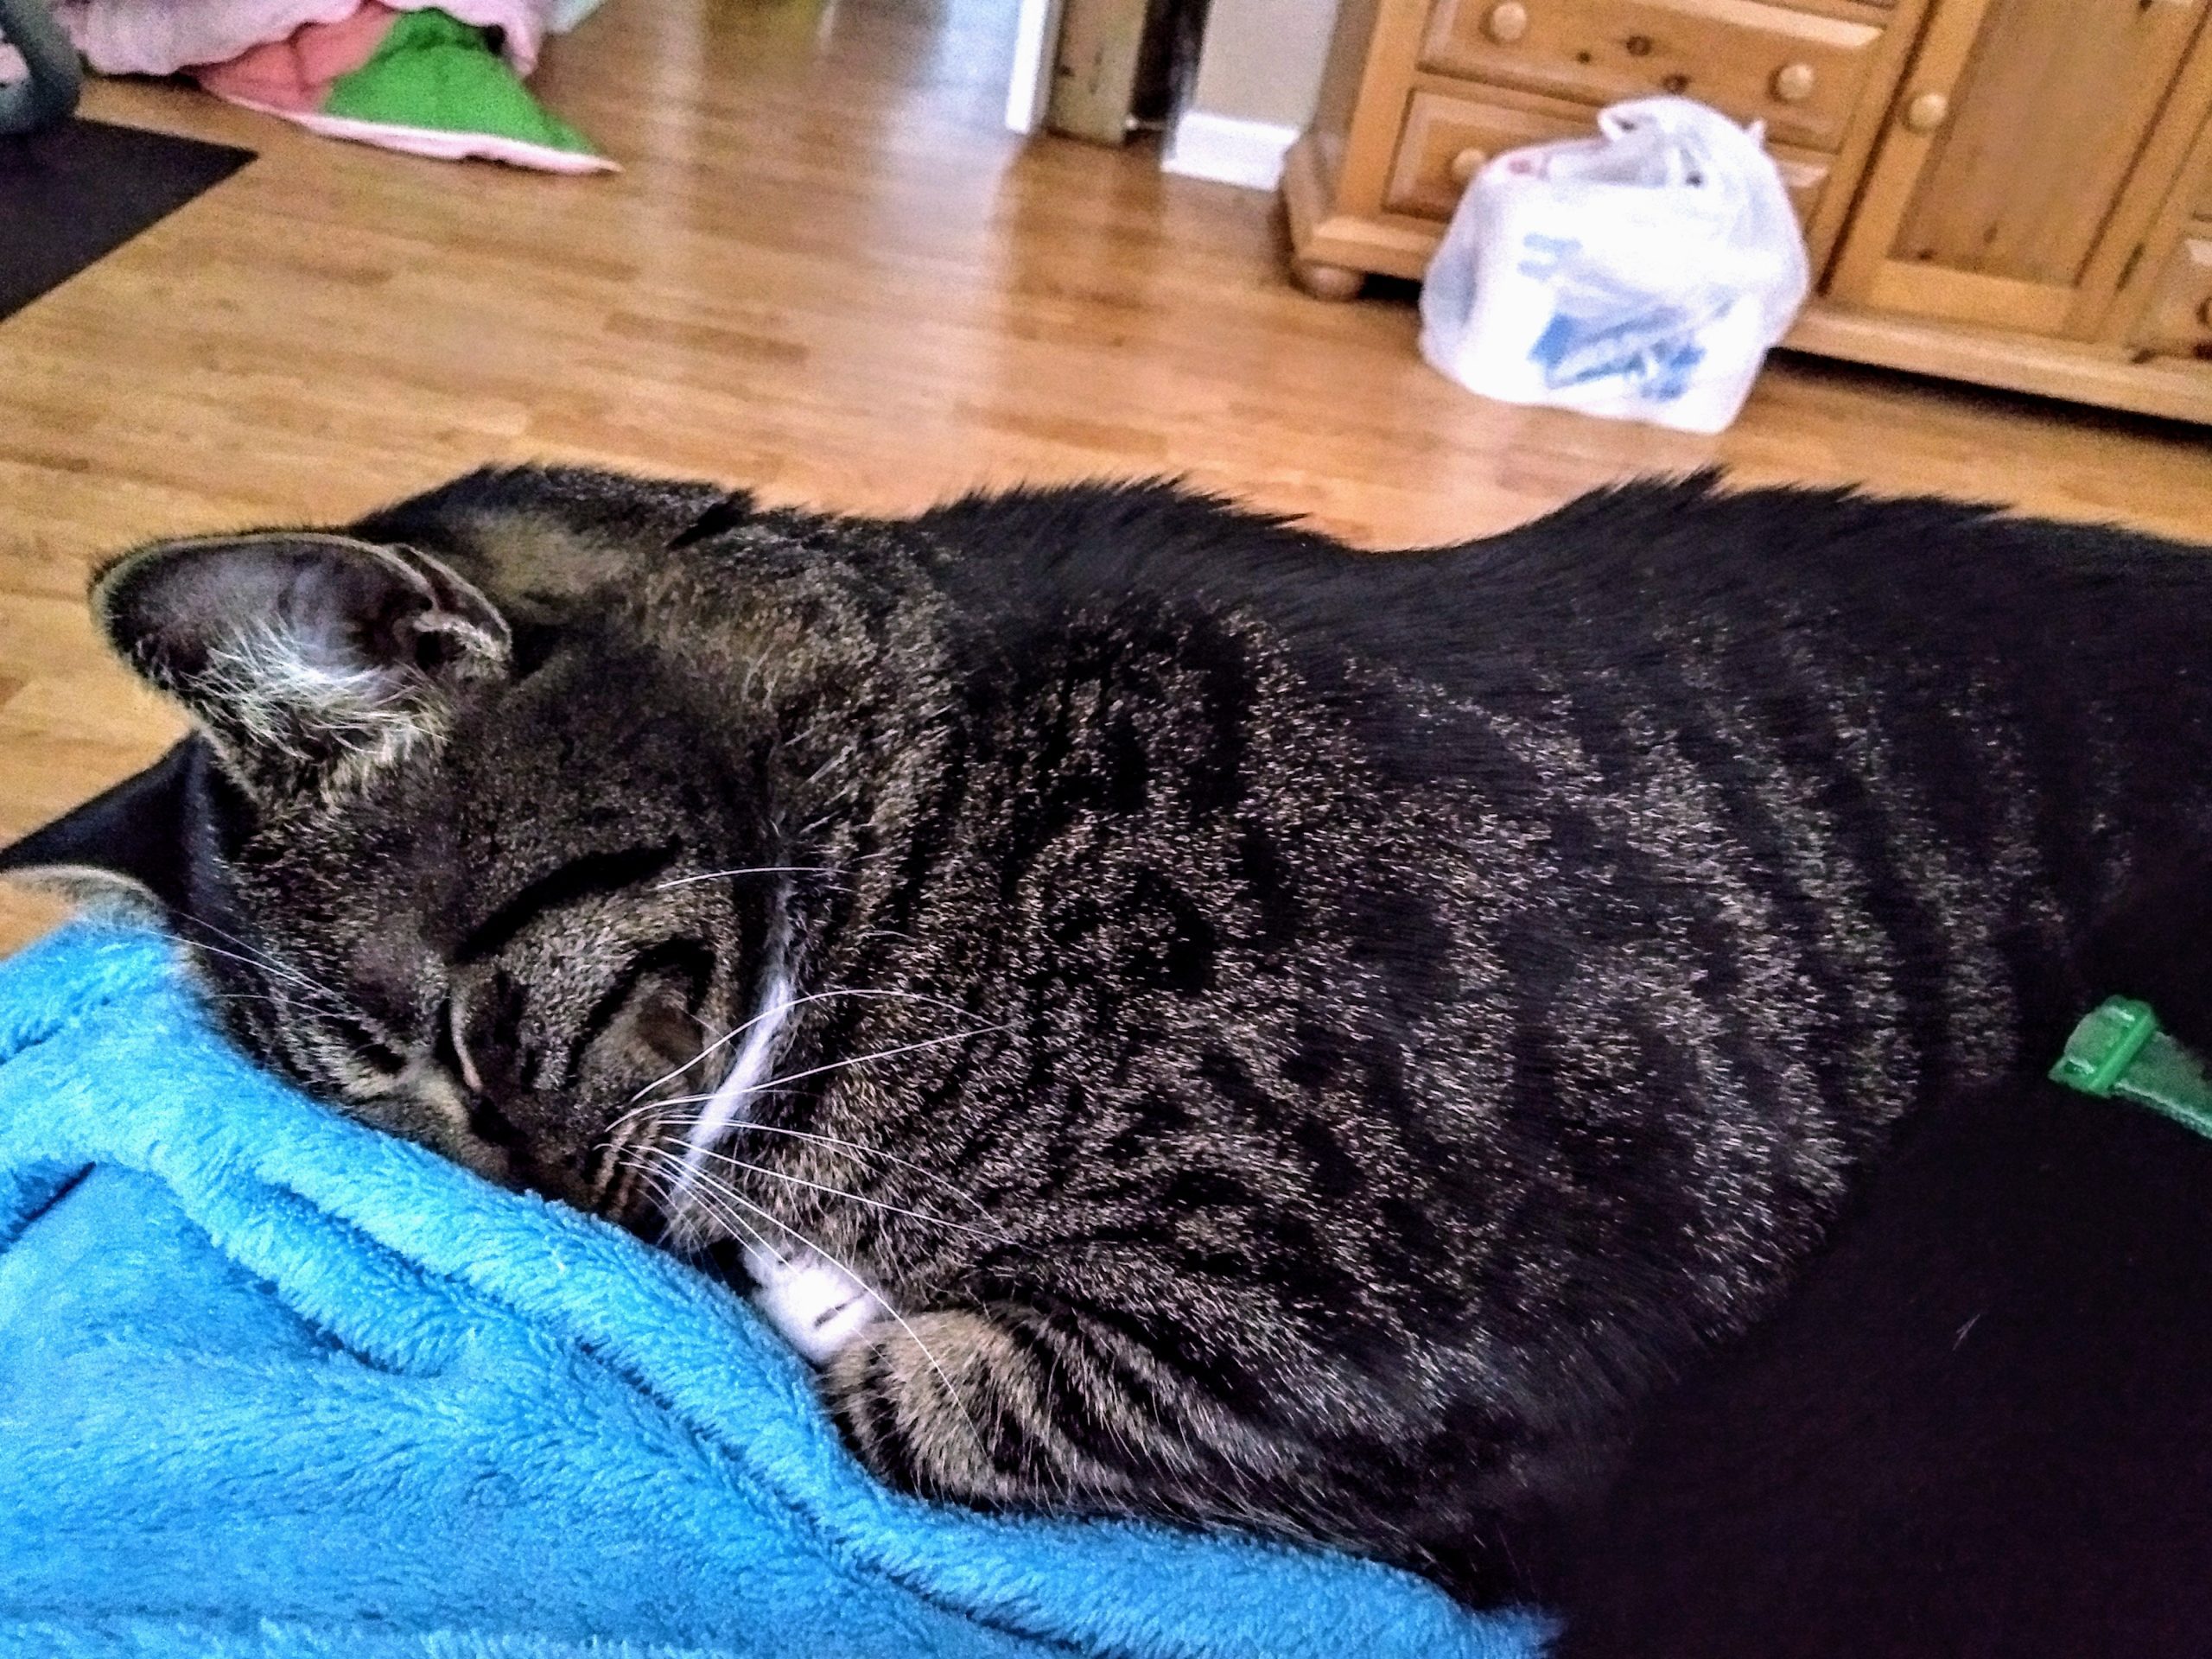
[322,1009,410,1079]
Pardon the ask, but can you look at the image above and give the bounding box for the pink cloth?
[194,2,394,111]
[54,0,550,76]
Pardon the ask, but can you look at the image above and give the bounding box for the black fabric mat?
[0,117,253,321]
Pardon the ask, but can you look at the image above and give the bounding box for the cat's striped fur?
[10,465,2212,1600]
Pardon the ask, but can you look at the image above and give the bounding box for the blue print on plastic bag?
[1529,308,1707,399]
[1516,233,1580,282]
[1517,232,1730,404]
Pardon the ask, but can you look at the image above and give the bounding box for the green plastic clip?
[2051,996,2212,1144]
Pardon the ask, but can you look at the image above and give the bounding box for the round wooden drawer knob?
[1484,2,1529,44]
[1904,91,1949,133]
[1447,147,1490,186]
[1770,62,1815,104]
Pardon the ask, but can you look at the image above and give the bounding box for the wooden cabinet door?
[1829,0,2212,339]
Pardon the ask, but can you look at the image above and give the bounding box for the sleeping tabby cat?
[8,465,2212,1602]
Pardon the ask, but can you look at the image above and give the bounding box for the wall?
[1160,0,1338,188]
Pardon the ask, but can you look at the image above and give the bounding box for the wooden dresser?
[1282,0,2212,422]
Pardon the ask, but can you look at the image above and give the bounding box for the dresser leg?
[1288,257,1366,301]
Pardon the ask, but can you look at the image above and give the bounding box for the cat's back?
[369,466,2212,719]
[912,474,2212,702]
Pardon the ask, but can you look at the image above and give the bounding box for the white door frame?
[1003,0,1064,133]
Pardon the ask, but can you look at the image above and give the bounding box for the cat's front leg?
[821,1304,1522,1599]
[822,1306,1150,1512]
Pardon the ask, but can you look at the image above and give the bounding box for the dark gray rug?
[0,117,253,321]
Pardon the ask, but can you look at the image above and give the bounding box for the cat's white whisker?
[653,867,843,891]
[658,1153,988,1458]
[590,1100,671,1213]
[641,1152,780,1262]
[706,1118,1015,1238]
[741,1025,1014,1100]
[184,942,344,1011]
[186,915,347,997]
[691,1146,1003,1242]
[636,1023,1007,1197]
[807,983,992,1023]
[621,983,985,1110]
[180,918,349,1009]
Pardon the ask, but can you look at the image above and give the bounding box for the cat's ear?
[0,738,213,916]
[92,531,512,793]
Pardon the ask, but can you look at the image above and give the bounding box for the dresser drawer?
[1385,91,1586,218]
[1386,86,1830,226]
[2133,231,2212,360]
[1419,0,1885,153]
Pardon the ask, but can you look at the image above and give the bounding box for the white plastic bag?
[1418,97,1809,435]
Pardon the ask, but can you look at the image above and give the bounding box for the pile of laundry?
[9,0,612,171]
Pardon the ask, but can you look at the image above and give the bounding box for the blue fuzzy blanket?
[0,924,1545,1659]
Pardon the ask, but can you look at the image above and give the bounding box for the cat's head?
[1,468,806,1215]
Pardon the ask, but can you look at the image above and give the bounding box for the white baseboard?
[1161,110,1300,192]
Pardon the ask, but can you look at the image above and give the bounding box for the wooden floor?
[4,0,2212,951]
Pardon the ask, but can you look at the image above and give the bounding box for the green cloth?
[322,9,600,158]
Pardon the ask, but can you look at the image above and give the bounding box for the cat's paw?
[745,1243,889,1365]
[823,1307,1039,1502]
